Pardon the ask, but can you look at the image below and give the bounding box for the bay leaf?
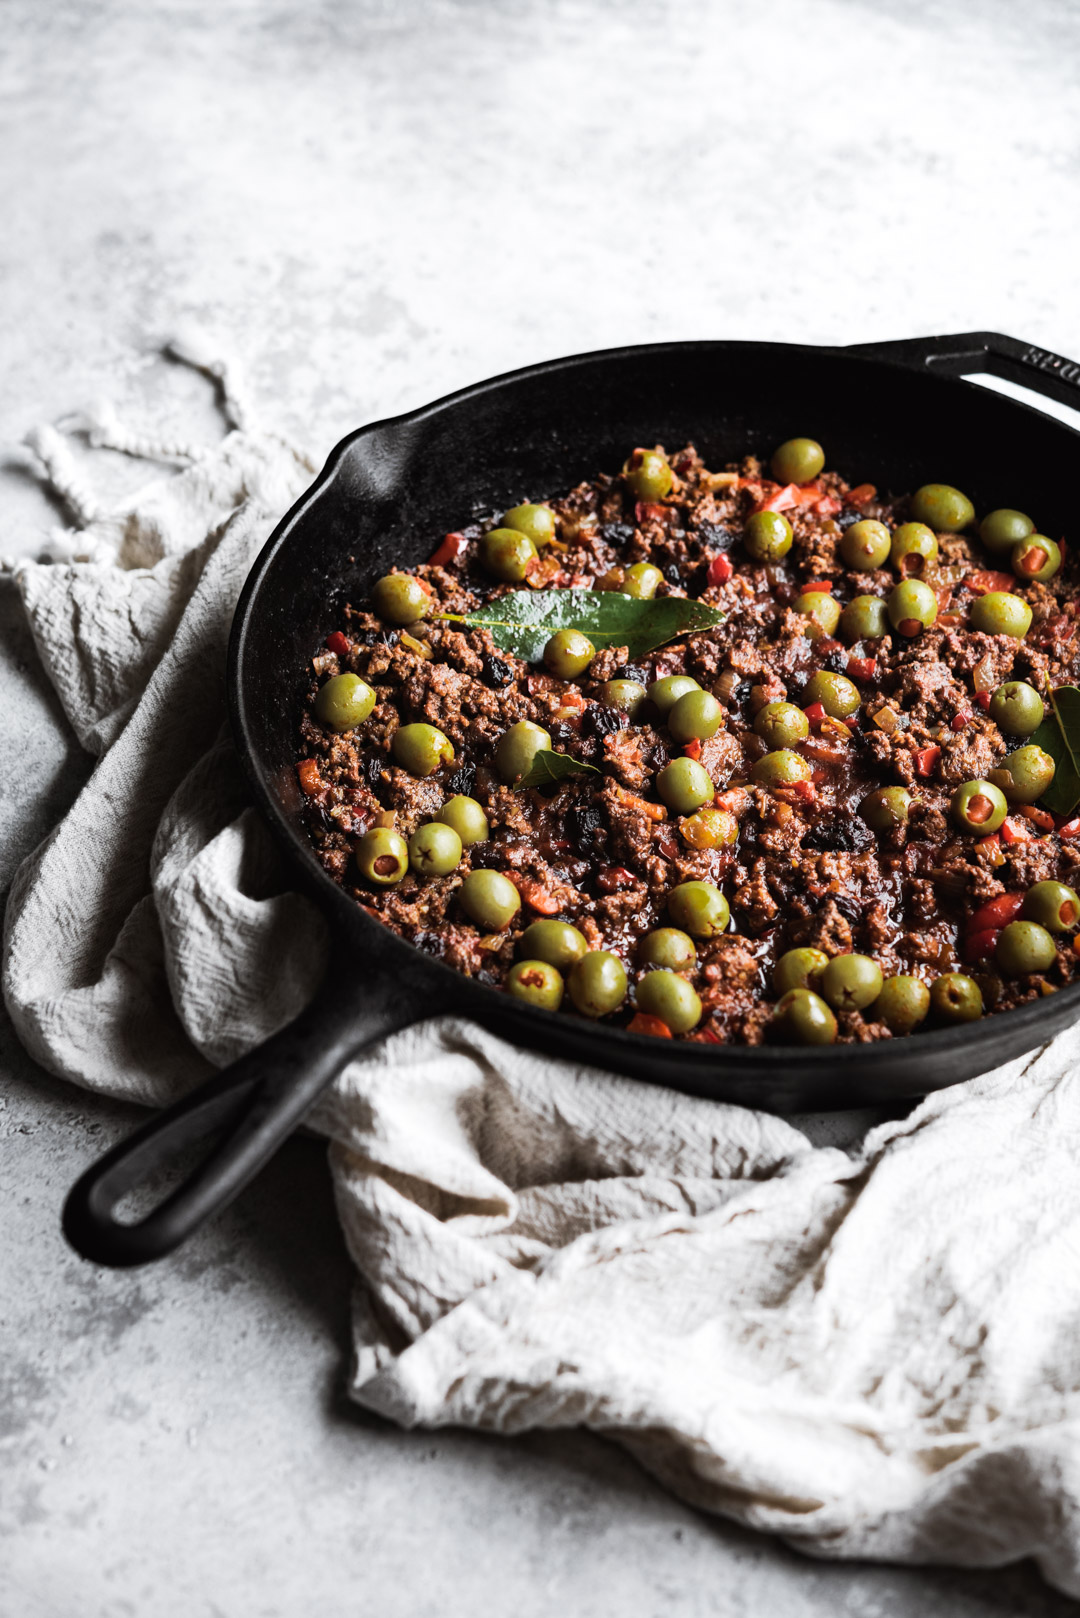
[514,750,601,791]
[440,588,725,664]
[1031,684,1080,816]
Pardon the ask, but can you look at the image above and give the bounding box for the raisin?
[410,930,446,957]
[582,704,628,738]
[600,521,635,548]
[447,761,477,797]
[695,521,736,551]
[821,649,848,674]
[377,628,400,648]
[614,664,648,684]
[481,654,513,688]
[664,563,682,584]
[802,819,872,853]
[565,803,606,856]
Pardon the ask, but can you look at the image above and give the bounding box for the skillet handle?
[62,953,422,1268]
[846,331,1080,413]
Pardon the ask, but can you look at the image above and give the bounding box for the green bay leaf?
[440,588,724,663]
[1032,684,1080,816]
[514,750,601,791]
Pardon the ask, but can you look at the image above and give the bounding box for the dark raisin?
[600,521,635,548]
[410,930,446,958]
[377,629,400,648]
[837,509,863,530]
[447,761,477,797]
[614,664,648,684]
[695,521,736,551]
[801,819,872,853]
[582,704,628,738]
[481,654,513,688]
[664,563,682,584]
[821,649,848,674]
[565,803,606,856]
[467,841,502,869]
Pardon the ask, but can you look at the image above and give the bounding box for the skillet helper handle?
[62,953,415,1268]
[846,331,1080,413]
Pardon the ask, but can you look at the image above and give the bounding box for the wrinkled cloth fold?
[5,385,1080,1597]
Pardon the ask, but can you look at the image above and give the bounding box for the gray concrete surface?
[4,1,1080,1614]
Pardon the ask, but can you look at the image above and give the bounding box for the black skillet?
[62,331,1080,1266]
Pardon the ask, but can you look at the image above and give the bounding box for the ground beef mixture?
[294,441,1080,1045]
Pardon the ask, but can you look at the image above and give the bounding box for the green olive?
[744,510,793,562]
[995,919,1057,976]
[601,679,649,720]
[771,438,824,485]
[408,821,463,877]
[459,869,521,931]
[635,969,702,1034]
[624,449,673,502]
[680,808,738,849]
[860,786,911,832]
[355,826,409,887]
[1021,881,1080,932]
[969,591,1032,639]
[752,749,812,788]
[1012,535,1061,584]
[494,720,552,783]
[519,919,589,970]
[839,594,890,643]
[638,928,697,972]
[622,562,664,599]
[841,519,891,570]
[988,744,1056,805]
[888,579,938,637]
[889,522,939,577]
[668,689,722,744]
[502,503,556,548]
[989,681,1044,737]
[648,674,701,715]
[314,672,376,731]
[821,953,883,1012]
[930,973,984,1023]
[668,880,730,937]
[507,959,564,1010]
[754,701,810,750]
[479,528,538,582]
[801,670,860,719]
[544,628,595,679]
[436,795,490,845]
[773,988,837,1045]
[371,573,430,626]
[773,947,828,996]
[950,778,1008,834]
[910,483,975,532]
[657,757,715,814]
[568,950,628,1017]
[392,722,454,777]
[794,591,842,638]
[873,975,930,1035]
[979,508,1034,554]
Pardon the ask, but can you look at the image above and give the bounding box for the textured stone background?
[3,2,1080,1614]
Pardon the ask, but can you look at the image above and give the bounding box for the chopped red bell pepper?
[967,570,1015,596]
[976,691,992,711]
[1001,816,1033,845]
[1073,934,1080,959]
[803,701,827,727]
[951,709,973,731]
[597,865,640,893]
[509,874,561,914]
[628,1012,673,1038]
[963,927,1001,963]
[1059,816,1080,840]
[802,579,833,593]
[758,483,800,513]
[913,746,940,777]
[689,1024,722,1044]
[707,553,733,586]
[976,833,1004,866]
[683,738,703,760]
[813,495,842,517]
[968,892,1024,933]
[296,759,323,797]
[635,501,669,525]
[846,657,876,683]
[325,630,351,657]
[427,530,469,568]
[1020,805,1055,831]
[790,778,817,801]
[846,483,877,507]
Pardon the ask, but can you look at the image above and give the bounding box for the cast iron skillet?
[63,331,1080,1267]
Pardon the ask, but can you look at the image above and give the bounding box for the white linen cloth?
[6,359,1080,1596]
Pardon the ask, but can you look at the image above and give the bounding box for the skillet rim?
[228,336,1080,1074]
